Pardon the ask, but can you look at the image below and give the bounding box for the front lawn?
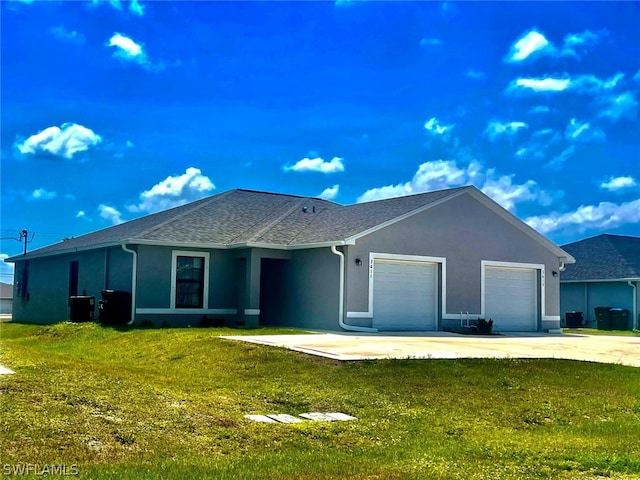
[1,322,639,479]
[563,327,640,337]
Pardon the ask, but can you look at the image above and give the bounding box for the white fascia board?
[560,278,640,284]
[344,188,471,243]
[467,188,576,264]
[131,239,230,249]
[232,240,353,250]
[6,241,123,262]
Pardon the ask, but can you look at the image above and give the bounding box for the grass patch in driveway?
[1,321,639,479]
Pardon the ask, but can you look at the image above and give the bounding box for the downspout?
[628,281,638,331]
[330,245,378,333]
[121,244,137,326]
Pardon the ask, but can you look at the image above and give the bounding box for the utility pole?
[21,229,28,255]
[1,229,34,255]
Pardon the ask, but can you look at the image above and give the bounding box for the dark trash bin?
[99,290,132,325]
[69,296,95,322]
[594,306,612,330]
[565,311,583,328]
[609,308,630,330]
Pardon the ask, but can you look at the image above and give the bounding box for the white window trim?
[346,253,446,326]
[480,260,554,321]
[170,250,210,310]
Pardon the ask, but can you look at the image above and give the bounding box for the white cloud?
[284,156,345,174]
[92,0,144,15]
[357,159,545,212]
[546,145,575,170]
[571,73,624,95]
[561,30,604,58]
[440,2,458,19]
[506,30,552,62]
[481,174,539,212]
[76,210,86,218]
[508,73,624,96]
[50,26,85,44]
[516,129,562,162]
[526,198,640,234]
[419,38,443,47]
[565,118,606,143]
[466,69,485,79]
[319,184,340,200]
[484,121,528,141]
[334,0,364,6]
[529,105,551,114]
[596,91,638,122]
[508,77,571,93]
[16,123,102,159]
[600,176,637,192]
[99,204,124,225]
[506,29,604,64]
[107,32,145,60]
[31,188,57,201]
[357,160,474,203]
[129,0,144,15]
[128,167,215,213]
[424,117,454,136]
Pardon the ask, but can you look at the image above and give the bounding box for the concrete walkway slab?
[223,332,640,367]
[0,365,15,375]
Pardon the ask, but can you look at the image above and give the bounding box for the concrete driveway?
[224,331,640,367]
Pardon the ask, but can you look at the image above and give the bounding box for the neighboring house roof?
[7,186,572,262]
[560,234,640,282]
[0,282,13,300]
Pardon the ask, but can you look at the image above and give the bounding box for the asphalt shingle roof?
[14,187,473,259]
[560,234,640,281]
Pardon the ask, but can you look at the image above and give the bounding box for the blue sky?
[1,0,639,282]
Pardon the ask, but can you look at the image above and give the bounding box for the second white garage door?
[373,260,437,331]
[484,266,537,331]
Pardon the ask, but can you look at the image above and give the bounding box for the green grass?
[1,322,639,479]
[563,328,640,337]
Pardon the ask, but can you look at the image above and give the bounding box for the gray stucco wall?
[11,248,118,324]
[259,248,340,330]
[135,246,240,311]
[343,192,562,331]
[560,281,637,329]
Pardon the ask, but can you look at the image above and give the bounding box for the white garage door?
[373,260,437,331]
[484,266,537,331]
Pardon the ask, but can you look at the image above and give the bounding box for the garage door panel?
[485,267,537,332]
[373,261,437,331]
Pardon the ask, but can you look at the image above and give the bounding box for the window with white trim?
[171,251,210,310]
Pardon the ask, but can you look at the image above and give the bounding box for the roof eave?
[5,241,124,262]
[560,277,640,284]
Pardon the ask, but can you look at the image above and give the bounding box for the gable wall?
[11,248,124,323]
[344,192,561,328]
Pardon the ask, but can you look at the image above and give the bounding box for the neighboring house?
[0,282,13,315]
[7,186,574,332]
[560,234,640,330]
